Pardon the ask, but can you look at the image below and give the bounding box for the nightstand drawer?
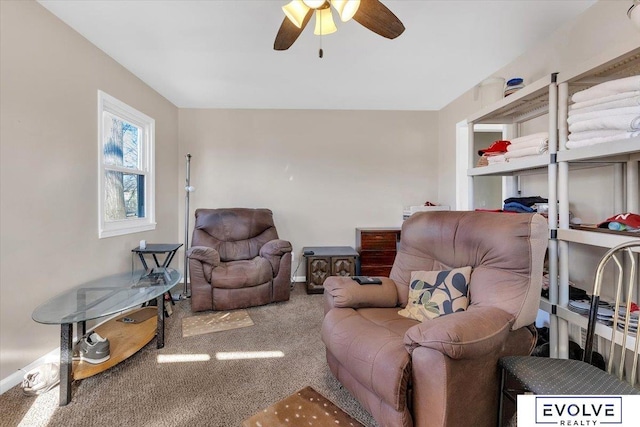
[359,251,396,265]
[360,232,398,250]
[360,266,393,277]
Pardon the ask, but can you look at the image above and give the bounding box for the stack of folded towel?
[486,154,507,165]
[504,132,549,161]
[567,75,640,149]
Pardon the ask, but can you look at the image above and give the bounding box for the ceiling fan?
[274,0,405,53]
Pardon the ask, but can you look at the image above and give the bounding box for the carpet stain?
[181,309,254,337]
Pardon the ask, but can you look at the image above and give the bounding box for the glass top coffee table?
[32,268,182,406]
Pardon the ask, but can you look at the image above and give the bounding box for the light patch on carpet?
[182,309,254,337]
[215,351,284,360]
[157,353,211,363]
[17,386,57,427]
[242,386,365,427]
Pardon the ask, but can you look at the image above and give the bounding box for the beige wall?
[437,0,640,208]
[2,0,638,385]
[0,0,179,379]
[178,109,439,275]
[473,131,503,209]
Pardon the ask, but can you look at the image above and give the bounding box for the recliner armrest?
[259,239,292,276]
[403,307,514,360]
[259,239,293,257]
[323,276,398,309]
[186,246,220,267]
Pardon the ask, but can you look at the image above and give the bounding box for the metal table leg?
[59,323,73,406]
[498,366,506,426]
[156,294,165,349]
[137,252,149,271]
[163,251,178,304]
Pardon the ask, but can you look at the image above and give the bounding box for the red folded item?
[598,213,640,230]
[478,140,511,156]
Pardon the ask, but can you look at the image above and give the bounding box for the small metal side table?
[131,243,183,272]
[303,246,358,294]
[132,243,183,302]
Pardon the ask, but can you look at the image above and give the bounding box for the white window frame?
[98,90,156,238]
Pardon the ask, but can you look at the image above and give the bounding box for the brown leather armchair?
[321,211,548,427]
[187,208,292,312]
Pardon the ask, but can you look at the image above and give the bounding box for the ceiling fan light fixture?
[331,0,360,22]
[303,0,327,9]
[282,1,310,28]
[629,0,640,31]
[274,0,405,52]
[314,7,337,35]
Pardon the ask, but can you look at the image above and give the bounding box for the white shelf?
[558,229,640,252]
[557,47,640,86]
[556,305,638,354]
[467,75,554,125]
[541,297,639,353]
[468,153,550,176]
[557,138,640,163]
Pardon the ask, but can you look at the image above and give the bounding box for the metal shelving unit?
[467,46,640,364]
[467,72,560,356]
[555,46,640,361]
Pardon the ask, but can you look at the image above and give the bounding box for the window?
[98,91,155,238]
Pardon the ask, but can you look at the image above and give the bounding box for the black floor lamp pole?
[183,153,193,297]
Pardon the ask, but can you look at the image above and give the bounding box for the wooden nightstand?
[303,246,358,294]
[356,228,401,277]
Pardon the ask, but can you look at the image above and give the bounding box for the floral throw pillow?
[398,267,472,322]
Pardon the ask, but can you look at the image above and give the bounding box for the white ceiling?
[38,0,597,110]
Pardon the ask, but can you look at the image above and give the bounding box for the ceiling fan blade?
[353,0,405,39]
[274,9,314,51]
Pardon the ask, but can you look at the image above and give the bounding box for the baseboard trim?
[293,275,306,284]
[0,307,135,395]
[0,347,60,395]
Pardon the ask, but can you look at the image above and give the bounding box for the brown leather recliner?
[187,208,292,312]
[321,211,548,427]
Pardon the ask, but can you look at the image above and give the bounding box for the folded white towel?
[568,114,640,133]
[572,76,640,103]
[569,96,640,116]
[504,146,548,159]
[567,106,640,125]
[569,129,634,142]
[508,132,549,146]
[566,132,640,149]
[507,139,548,151]
[570,91,640,111]
[487,154,506,165]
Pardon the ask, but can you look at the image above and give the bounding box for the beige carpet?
[243,386,365,427]
[0,284,377,427]
[182,309,254,337]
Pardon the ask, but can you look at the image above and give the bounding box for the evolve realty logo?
[535,397,622,426]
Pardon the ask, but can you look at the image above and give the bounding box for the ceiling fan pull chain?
[318,9,324,58]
